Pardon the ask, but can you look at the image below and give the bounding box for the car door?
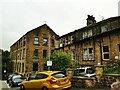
[31,73,48,89]
[24,74,37,89]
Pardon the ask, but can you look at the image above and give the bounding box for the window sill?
[33,44,40,46]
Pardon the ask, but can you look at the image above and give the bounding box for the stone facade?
[57,16,120,67]
[10,16,120,75]
[10,24,59,74]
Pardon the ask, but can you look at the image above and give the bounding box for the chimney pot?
[87,15,96,26]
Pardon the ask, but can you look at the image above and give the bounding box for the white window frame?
[83,48,88,60]
[83,48,94,60]
[88,48,94,60]
[83,32,87,39]
[43,38,48,46]
[101,25,108,33]
[34,37,39,45]
[65,37,68,45]
[71,35,74,43]
[88,30,92,37]
[71,50,75,60]
[102,46,109,60]
[59,39,62,47]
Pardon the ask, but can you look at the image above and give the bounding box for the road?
[0,80,111,90]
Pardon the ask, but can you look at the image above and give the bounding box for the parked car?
[74,67,96,77]
[20,71,71,90]
[7,73,18,83]
[9,75,26,87]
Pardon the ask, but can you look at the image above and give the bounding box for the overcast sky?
[1,0,120,51]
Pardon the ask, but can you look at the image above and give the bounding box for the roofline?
[10,24,59,48]
[58,16,120,39]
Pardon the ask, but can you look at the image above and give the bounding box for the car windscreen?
[51,72,66,78]
[74,69,85,76]
[86,68,95,74]
[12,75,21,80]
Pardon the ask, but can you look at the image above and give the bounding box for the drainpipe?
[20,49,23,74]
[48,35,51,71]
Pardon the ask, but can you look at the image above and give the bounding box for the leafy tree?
[49,51,72,71]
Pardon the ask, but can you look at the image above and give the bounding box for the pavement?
[0,80,10,89]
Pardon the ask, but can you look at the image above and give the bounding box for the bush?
[104,59,120,74]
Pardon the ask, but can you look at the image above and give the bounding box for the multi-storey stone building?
[10,24,59,74]
[57,15,120,66]
[10,15,120,74]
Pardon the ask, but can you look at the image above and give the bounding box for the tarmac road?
[0,80,111,90]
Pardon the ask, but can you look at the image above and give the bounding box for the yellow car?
[20,71,71,90]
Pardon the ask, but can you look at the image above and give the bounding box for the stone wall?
[71,76,96,88]
[66,67,120,89]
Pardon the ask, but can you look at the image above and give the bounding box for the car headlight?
[13,81,17,83]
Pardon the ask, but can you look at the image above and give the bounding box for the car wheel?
[42,87,48,90]
[20,85,25,90]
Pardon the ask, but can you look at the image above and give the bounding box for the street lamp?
[47,35,52,71]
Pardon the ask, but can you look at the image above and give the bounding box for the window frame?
[83,32,88,39]
[71,35,74,43]
[33,63,38,71]
[88,30,93,37]
[83,48,88,60]
[59,39,63,47]
[35,74,48,79]
[71,50,75,60]
[34,37,39,45]
[33,49,39,59]
[65,37,68,45]
[43,38,48,46]
[43,50,47,58]
[88,48,94,60]
[102,46,109,60]
[101,25,108,33]
[51,39,55,47]
[83,48,94,60]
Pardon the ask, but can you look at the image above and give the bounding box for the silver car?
[74,67,96,77]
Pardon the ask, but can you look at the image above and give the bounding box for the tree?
[49,51,72,71]
[2,50,12,74]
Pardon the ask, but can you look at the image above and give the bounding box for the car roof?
[12,75,22,77]
[77,67,92,69]
[37,71,61,75]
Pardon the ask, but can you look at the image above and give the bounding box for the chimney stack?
[86,15,96,26]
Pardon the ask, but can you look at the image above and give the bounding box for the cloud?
[1,0,119,50]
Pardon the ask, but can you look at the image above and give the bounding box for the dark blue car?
[9,75,26,87]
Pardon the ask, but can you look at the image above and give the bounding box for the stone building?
[10,16,120,74]
[10,24,59,74]
[56,15,120,67]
